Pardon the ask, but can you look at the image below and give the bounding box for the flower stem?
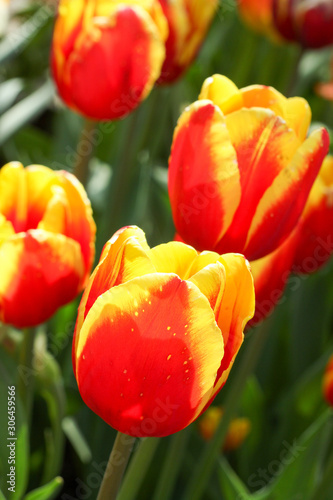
[117,437,160,500]
[182,319,271,500]
[18,327,37,424]
[72,118,98,186]
[96,432,136,500]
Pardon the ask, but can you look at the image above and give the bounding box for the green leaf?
[23,477,63,500]
[0,6,54,64]
[0,78,24,114]
[62,416,92,464]
[259,409,333,500]
[0,80,54,146]
[0,345,29,500]
[218,456,252,500]
[34,336,66,484]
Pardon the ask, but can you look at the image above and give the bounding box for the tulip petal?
[0,230,84,328]
[292,155,333,273]
[65,5,165,120]
[149,241,198,278]
[241,85,286,119]
[216,108,301,257]
[188,261,225,312]
[199,74,243,115]
[284,97,311,142]
[0,214,14,241]
[168,100,240,251]
[249,229,298,326]
[245,127,329,259]
[194,253,254,416]
[73,227,155,373]
[75,273,223,437]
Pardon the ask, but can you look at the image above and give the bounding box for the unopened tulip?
[51,0,168,120]
[0,162,95,328]
[73,226,254,437]
[168,74,329,262]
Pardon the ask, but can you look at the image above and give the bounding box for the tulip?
[0,162,95,328]
[249,229,298,326]
[291,155,333,274]
[156,0,218,84]
[198,406,251,452]
[168,74,329,262]
[51,0,168,120]
[237,0,280,41]
[272,0,333,49]
[323,354,333,406]
[72,225,254,437]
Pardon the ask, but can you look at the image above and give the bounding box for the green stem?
[117,437,160,500]
[153,428,191,500]
[285,46,305,97]
[309,456,333,500]
[18,327,37,423]
[104,109,141,238]
[96,432,136,500]
[182,319,271,500]
[72,118,98,186]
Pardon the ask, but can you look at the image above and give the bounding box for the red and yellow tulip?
[72,226,254,437]
[273,0,333,49]
[51,0,168,120]
[323,354,333,406]
[0,162,95,328]
[156,0,217,84]
[199,406,251,452]
[291,155,333,274]
[168,74,329,262]
[238,0,333,49]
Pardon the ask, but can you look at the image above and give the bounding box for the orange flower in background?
[199,406,251,452]
[72,226,254,437]
[51,0,168,120]
[323,354,333,406]
[156,0,217,84]
[168,74,329,262]
[237,0,280,40]
[272,0,333,49]
[0,162,95,328]
[316,57,333,101]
